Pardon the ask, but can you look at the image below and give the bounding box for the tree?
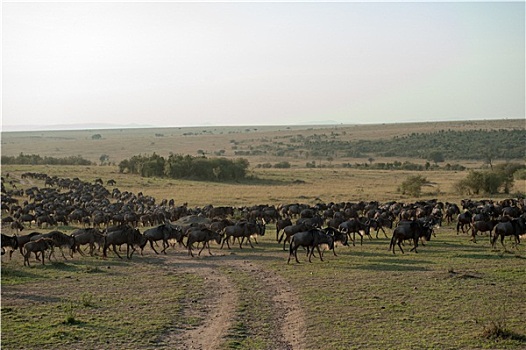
[91,134,102,140]
[428,151,444,165]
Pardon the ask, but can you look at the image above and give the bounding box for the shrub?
[398,175,429,197]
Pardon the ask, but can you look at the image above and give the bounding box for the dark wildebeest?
[13,232,41,259]
[31,230,76,261]
[491,218,525,249]
[247,220,266,244]
[279,223,309,250]
[313,227,349,258]
[1,233,18,257]
[456,211,473,234]
[221,221,257,249]
[103,225,144,259]
[368,217,393,239]
[140,223,184,255]
[287,228,335,264]
[36,214,57,229]
[186,227,222,257]
[23,238,54,266]
[444,202,460,224]
[339,218,371,246]
[275,218,293,242]
[471,219,499,243]
[389,220,433,254]
[71,228,105,256]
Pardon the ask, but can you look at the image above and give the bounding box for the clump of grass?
[481,320,525,341]
[80,292,94,308]
[62,301,78,325]
[83,265,103,273]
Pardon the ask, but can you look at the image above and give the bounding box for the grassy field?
[1,120,526,349]
[1,222,525,349]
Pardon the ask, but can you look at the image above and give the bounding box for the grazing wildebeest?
[23,238,54,266]
[31,230,76,261]
[471,219,499,243]
[456,211,473,234]
[315,226,348,258]
[287,229,335,264]
[71,228,105,256]
[186,227,222,257]
[491,218,525,248]
[19,214,36,228]
[339,218,371,246]
[1,233,18,257]
[103,225,144,259]
[36,214,57,229]
[140,223,184,255]
[389,220,433,254]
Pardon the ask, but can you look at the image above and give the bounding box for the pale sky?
[2,1,525,131]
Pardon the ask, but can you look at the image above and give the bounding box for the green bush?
[398,175,429,197]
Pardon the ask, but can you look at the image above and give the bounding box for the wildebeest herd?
[1,172,525,266]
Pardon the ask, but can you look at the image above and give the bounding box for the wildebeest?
[338,218,371,246]
[456,211,473,234]
[103,225,144,259]
[287,228,335,264]
[71,228,105,256]
[36,214,57,228]
[186,227,222,257]
[444,202,460,224]
[316,226,348,258]
[491,218,525,248]
[471,219,499,243]
[140,223,184,255]
[278,223,308,250]
[221,221,258,249]
[275,218,293,242]
[1,233,18,257]
[389,220,433,254]
[23,238,54,266]
[30,230,76,261]
[12,232,41,259]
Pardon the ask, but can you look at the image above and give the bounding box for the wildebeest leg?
[241,237,254,249]
[220,235,231,249]
[76,245,87,257]
[160,240,169,254]
[149,240,160,254]
[112,244,123,259]
[127,244,137,259]
[198,241,208,256]
[315,245,324,262]
[410,239,418,253]
[188,243,195,257]
[397,239,405,254]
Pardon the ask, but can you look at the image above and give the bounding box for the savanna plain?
[1,119,525,350]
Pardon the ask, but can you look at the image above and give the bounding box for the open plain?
[1,119,525,349]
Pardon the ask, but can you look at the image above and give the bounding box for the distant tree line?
[235,129,526,161]
[1,153,93,166]
[118,153,249,181]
